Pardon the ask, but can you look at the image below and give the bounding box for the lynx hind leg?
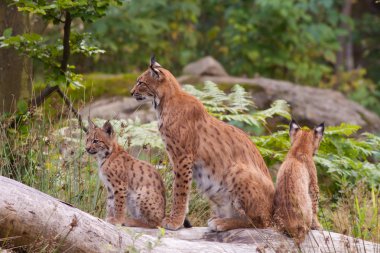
[208,199,259,232]
[229,166,274,228]
[134,190,165,228]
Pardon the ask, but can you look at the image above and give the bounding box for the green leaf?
[16,99,28,114]
[3,28,12,38]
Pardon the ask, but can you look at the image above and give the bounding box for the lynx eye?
[138,81,148,87]
[93,139,99,144]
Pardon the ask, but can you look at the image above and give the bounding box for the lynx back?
[273,120,324,245]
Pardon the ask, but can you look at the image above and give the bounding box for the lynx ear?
[314,122,325,138]
[102,120,114,136]
[289,119,300,141]
[149,54,161,79]
[88,116,96,129]
[289,119,300,134]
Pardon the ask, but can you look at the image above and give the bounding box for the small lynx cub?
[85,118,165,228]
[273,120,324,245]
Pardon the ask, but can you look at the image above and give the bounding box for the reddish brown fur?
[85,120,165,228]
[273,121,324,245]
[130,59,275,231]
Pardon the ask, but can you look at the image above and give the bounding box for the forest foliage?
[1,0,380,114]
[84,0,380,114]
[0,0,122,90]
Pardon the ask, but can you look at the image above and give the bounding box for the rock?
[79,96,156,123]
[177,75,380,133]
[183,56,229,77]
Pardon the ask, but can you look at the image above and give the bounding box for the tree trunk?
[0,176,378,253]
[334,0,354,89]
[0,2,31,114]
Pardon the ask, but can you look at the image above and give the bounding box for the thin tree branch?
[29,85,59,108]
[28,10,72,108]
[56,88,87,133]
[6,10,87,133]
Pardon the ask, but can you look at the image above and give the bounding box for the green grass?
[320,183,380,243]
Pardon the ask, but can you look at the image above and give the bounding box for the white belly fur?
[193,161,235,217]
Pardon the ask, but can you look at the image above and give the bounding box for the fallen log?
[0,176,378,252]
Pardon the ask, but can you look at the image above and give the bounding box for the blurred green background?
[78,0,380,114]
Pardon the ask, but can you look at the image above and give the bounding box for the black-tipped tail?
[183,217,192,228]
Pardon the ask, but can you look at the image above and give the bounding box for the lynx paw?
[311,220,323,230]
[162,216,182,230]
[208,218,228,232]
[106,217,125,225]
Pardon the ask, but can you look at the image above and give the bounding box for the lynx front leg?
[107,186,127,225]
[162,154,193,230]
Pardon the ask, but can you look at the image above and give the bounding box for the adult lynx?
[130,57,274,231]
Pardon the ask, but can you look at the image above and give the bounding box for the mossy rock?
[32,73,139,119]
[81,73,138,98]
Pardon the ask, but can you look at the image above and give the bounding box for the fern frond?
[184,82,289,128]
[182,84,204,98]
[253,100,291,125]
[203,81,227,102]
[325,123,361,136]
[85,118,163,149]
[119,119,163,149]
[183,81,227,113]
[227,84,255,113]
[220,114,260,128]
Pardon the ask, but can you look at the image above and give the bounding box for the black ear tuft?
[149,54,160,79]
[88,116,96,129]
[150,54,156,67]
[289,119,300,132]
[314,122,325,137]
[289,119,301,142]
[102,120,113,136]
